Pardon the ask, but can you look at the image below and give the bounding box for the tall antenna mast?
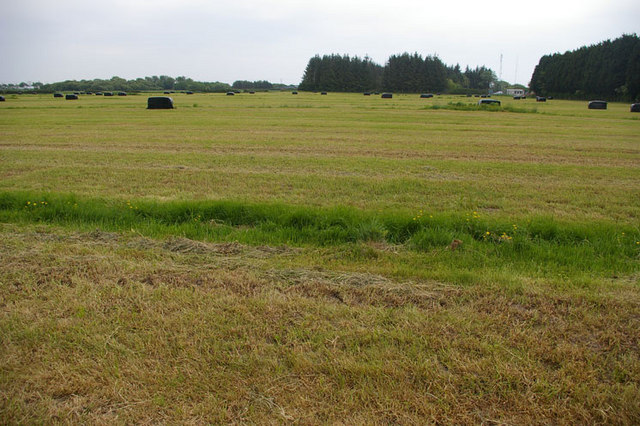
[499,54,503,81]
[514,56,519,85]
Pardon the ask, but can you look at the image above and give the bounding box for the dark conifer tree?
[299,52,494,93]
[530,34,639,101]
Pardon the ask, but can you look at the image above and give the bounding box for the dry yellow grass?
[1,223,638,423]
[1,93,639,423]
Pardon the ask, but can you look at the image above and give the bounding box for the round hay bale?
[292,91,298,95]
[117,92,127,96]
[147,96,174,109]
[103,92,113,96]
[363,92,371,96]
[420,93,433,98]
[381,93,393,98]
[630,103,640,112]
[65,94,78,100]
[536,96,546,102]
[249,91,255,94]
[186,91,194,94]
[226,92,235,96]
[95,92,103,95]
[0,96,5,102]
[53,93,63,98]
[513,96,521,100]
[164,91,170,94]
[478,99,500,106]
[321,92,327,95]
[588,100,607,110]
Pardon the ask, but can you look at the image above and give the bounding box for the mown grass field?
[1,92,639,423]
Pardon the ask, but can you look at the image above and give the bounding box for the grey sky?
[1,0,638,86]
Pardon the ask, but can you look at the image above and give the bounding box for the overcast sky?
[1,0,638,86]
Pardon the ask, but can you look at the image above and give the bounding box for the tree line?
[530,34,640,101]
[231,80,273,90]
[1,76,299,93]
[32,76,231,93]
[298,53,498,93]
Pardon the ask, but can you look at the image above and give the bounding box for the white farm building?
[506,88,525,97]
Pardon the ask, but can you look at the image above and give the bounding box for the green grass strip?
[1,191,638,277]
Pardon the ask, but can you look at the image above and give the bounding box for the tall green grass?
[1,191,638,278]
[423,102,538,113]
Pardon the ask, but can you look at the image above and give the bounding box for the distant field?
[1,92,639,423]
[1,92,638,218]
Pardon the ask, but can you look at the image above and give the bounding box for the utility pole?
[499,54,503,82]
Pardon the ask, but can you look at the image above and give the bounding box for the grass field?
[1,92,639,423]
